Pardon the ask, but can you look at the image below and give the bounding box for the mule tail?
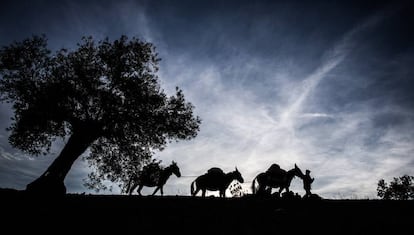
[190,180,196,196]
[251,175,258,194]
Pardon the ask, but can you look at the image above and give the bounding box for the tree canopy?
[0,35,201,194]
[377,175,414,200]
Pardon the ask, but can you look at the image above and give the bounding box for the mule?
[127,161,181,196]
[191,167,244,198]
[251,164,304,195]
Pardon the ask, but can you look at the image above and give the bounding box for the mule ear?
[235,167,239,172]
[295,163,298,168]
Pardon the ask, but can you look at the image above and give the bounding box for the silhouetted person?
[303,169,314,198]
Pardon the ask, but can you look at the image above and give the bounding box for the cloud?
[151,6,413,199]
[1,1,412,199]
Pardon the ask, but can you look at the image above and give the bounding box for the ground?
[1,188,412,234]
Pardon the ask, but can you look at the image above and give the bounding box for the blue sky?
[0,0,413,198]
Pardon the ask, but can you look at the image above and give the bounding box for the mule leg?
[127,183,134,195]
[129,182,138,195]
[160,187,164,196]
[257,185,266,195]
[193,187,200,196]
[137,185,144,196]
[220,190,225,198]
[202,189,206,197]
[152,187,160,196]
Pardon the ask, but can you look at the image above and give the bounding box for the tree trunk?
[26,129,99,196]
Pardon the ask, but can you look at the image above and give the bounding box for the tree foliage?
[0,35,201,193]
[377,175,414,200]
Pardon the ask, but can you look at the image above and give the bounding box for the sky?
[0,0,413,199]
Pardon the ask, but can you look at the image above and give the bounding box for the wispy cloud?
[152,8,410,198]
[279,9,388,129]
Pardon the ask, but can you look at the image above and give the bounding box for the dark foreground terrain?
[1,189,413,235]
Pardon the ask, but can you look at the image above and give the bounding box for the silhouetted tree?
[377,175,414,200]
[0,35,201,195]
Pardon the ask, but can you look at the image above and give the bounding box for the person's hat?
[306,169,311,173]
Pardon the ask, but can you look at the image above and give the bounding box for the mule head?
[294,163,305,178]
[234,167,244,183]
[171,161,181,177]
